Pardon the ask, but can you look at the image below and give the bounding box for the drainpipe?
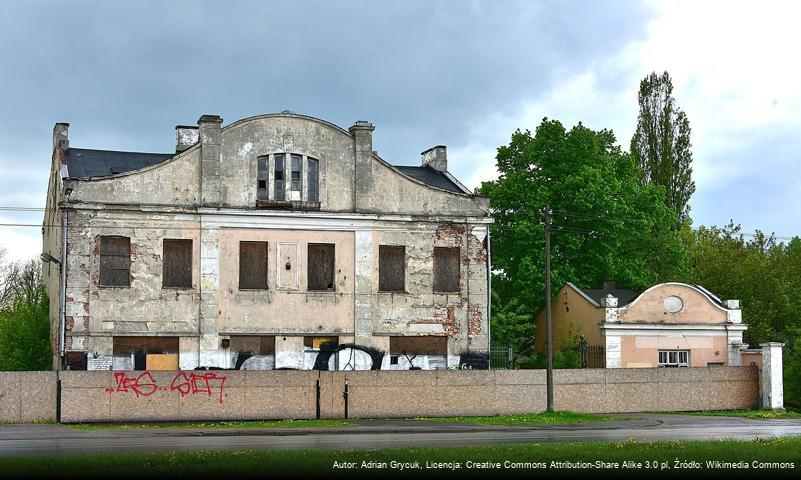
[58,189,71,368]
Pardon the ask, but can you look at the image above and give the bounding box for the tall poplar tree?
[630,71,695,222]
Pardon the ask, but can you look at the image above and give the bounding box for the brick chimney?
[421,145,447,171]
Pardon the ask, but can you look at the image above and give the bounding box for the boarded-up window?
[99,236,130,287]
[163,239,192,288]
[257,156,269,200]
[308,243,335,291]
[379,245,405,292]
[274,153,285,201]
[307,157,319,202]
[390,336,447,355]
[433,247,460,292]
[239,241,268,290]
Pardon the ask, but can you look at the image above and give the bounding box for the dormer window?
[255,153,321,208]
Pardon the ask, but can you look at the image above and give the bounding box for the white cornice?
[601,323,748,336]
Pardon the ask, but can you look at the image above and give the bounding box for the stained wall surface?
[57,367,758,422]
[0,371,57,423]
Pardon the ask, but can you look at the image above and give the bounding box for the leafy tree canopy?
[631,71,695,222]
[479,118,688,350]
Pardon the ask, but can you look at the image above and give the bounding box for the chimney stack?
[421,145,447,171]
[53,123,69,152]
[198,114,223,206]
[175,125,199,153]
[350,120,375,212]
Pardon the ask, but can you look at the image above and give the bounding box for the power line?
[0,204,797,240]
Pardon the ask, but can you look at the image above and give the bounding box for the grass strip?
[1,438,799,478]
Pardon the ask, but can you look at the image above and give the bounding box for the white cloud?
[451,0,801,235]
[0,215,41,264]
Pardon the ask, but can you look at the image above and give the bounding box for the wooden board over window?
[146,354,179,371]
[379,245,405,292]
[163,239,192,288]
[99,236,130,287]
[307,243,335,291]
[433,247,460,292]
[390,336,447,355]
[229,336,275,354]
[240,241,268,290]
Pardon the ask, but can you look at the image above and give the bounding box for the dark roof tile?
[65,148,173,178]
[393,165,466,194]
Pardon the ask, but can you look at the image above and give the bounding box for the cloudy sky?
[1,0,799,262]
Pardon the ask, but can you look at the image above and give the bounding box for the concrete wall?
[57,367,758,423]
[0,372,57,423]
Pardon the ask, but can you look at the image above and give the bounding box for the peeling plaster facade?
[43,113,492,371]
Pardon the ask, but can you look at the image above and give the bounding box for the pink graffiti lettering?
[104,371,227,404]
[170,372,227,404]
[105,371,158,397]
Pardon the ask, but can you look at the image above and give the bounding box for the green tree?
[479,118,688,350]
[630,71,695,221]
[684,224,801,406]
[0,255,51,371]
[0,286,51,371]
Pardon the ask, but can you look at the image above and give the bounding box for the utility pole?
[544,205,554,412]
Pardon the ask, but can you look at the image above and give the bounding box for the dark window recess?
[307,243,335,291]
[99,236,130,287]
[274,154,285,201]
[307,157,319,202]
[290,154,302,193]
[303,336,338,350]
[229,336,276,355]
[379,245,405,292]
[239,241,268,290]
[163,239,192,288]
[112,336,179,355]
[257,156,269,200]
[433,247,460,292]
[390,336,447,355]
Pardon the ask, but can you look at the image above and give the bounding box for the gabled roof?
[581,287,641,307]
[65,148,173,178]
[393,165,467,194]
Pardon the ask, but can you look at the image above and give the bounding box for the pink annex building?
[535,281,764,368]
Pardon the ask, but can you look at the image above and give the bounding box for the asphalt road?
[1,414,800,456]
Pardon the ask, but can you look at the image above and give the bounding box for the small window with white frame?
[658,350,690,368]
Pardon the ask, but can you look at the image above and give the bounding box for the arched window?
[256,154,320,205]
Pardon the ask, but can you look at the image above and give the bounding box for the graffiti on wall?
[313,343,385,371]
[105,371,227,404]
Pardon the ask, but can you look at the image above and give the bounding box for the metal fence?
[489,346,514,369]
[579,338,605,368]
